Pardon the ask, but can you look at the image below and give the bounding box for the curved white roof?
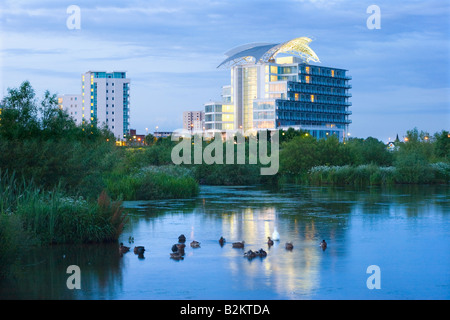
[218,37,320,68]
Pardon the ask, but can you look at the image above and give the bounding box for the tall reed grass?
[105,165,199,200]
[0,171,128,278]
[307,162,449,186]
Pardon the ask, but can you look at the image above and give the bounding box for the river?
[1,184,449,299]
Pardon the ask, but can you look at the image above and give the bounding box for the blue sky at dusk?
[0,0,449,141]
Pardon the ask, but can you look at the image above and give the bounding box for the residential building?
[57,94,83,125]
[59,71,130,140]
[183,111,204,132]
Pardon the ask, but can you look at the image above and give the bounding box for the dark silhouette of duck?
[119,243,130,255]
[232,241,245,248]
[178,234,186,243]
[285,242,294,250]
[190,240,200,248]
[219,237,226,246]
[257,248,267,257]
[320,240,327,251]
[172,243,186,255]
[267,237,274,247]
[170,252,184,260]
[134,246,145,255]
[244,250,257,258]
[244,248,267,259]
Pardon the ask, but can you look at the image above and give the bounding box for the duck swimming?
[119,243,130,254]
[320,240,327,251]
[232,241,245,248]
[170,252,184,260]
[219,237,226,246]
[134,246,145,255]
[178,234,186,243]
[285,242,294,250]
[190,240,200,248]
[267,237,274,247]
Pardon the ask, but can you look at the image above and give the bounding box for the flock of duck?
[119,231,328,260]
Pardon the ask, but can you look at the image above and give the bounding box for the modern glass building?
[205,37,352,141]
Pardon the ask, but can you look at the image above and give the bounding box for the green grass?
[105,165,199,200]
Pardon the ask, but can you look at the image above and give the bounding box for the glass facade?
[205,44,351,140]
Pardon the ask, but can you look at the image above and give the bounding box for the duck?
[267,237,274,247]
[134,246,145,255]
[256,248,267,257]
[244,250,257,258]
[172,243,186,254]
[285,242,294,250]
[320,240,327,251]
[272,228,280,241]
[232,241,245,248]
[178,234,186,243]
[119,243,130,254]
[177,243,186,254]
[170,252,184,260]
[219,236,226,246]
[190,240,201,248]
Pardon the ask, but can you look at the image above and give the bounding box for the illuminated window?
[305,76,310,83]
[295,93,299,101]
[311,95,315,102]
[270,75,278,82]
[305,66,310,74]
[331,70,335,77]
[270,66,277,74]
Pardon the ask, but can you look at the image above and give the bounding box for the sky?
[0,0,449,141]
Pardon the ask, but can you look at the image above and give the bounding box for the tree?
[0,80,40,139]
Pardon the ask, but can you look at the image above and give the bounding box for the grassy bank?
[0,171,127,278]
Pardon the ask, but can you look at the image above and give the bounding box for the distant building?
[154,131,173,138]
[127,128,145,145]
[59,71,130,140]
[183,111,204,132]
[205,37,352,141]
[57,94,83,125]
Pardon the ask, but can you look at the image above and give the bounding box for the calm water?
[1,184,449,300]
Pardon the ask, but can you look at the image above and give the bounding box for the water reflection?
[1,184,448,299]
